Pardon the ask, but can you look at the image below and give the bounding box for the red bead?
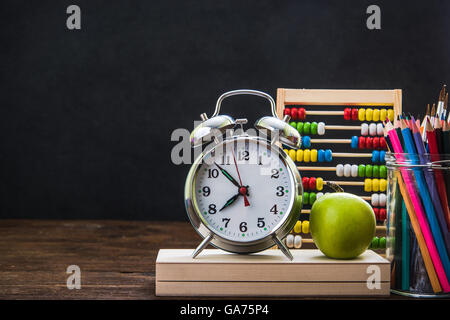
[372,137,380,149]
[290,107,298,120]
[284,108,291,117]
[309,177,316,191]
[379,209,387,221]
[344,108,351,120]
[373,208,380,220]
[297,108,306,120]
[351,108,359,120]
[366,137,373,149]
[359,136,366,149]
[380,137,386,149]
[302,177,309,190]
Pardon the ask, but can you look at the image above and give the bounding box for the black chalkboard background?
[0,0,449,220]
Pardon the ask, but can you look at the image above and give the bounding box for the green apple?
[310,193,376,259]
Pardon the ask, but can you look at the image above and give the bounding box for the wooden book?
[156,249,390,297]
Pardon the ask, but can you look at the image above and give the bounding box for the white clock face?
[193,138,295,242]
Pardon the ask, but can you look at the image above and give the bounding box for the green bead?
[309,192,317,205]
[303,122,311,135]
[371,236,379,249]
[289,121,297,129]
[358,164,366,177]
[303,192,310,205]
[380,165,387,178]
[297,122,304,135]
[310,122,318,135]
[365,164,373,178]
[379,237,386,249]
[372,165,379,178]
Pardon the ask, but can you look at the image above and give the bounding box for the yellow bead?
[284,149,289,155]
[316,177,324,191]
[380,109,387,122]
[372,178,379,192]
[288,149,296,161]
[366,108,373,121]
[302,220,310,234]
[364,178,372,192]
[387,109,395,122]
[380,179,387,192]
[373,109,380,122]
[311,149,318,162]
[294,221,302,233]
[358,108,366,121]
[296,149,304,162]
[304,149,311,162]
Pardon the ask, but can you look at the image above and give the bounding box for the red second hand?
[231,149,250,207]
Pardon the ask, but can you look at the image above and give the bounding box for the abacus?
[277,89,402,256]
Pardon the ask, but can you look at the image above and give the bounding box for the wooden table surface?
[0,220,429,300]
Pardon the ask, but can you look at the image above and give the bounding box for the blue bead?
[380,150,386,163]
[324,149,333,162]
[372,150,380,163]
[351,136,359,149]
[318,149,325,162]
[302,136,311,148]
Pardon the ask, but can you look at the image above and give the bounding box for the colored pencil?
[387,124,450,291]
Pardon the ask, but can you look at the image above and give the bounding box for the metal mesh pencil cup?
[386,153,450,297]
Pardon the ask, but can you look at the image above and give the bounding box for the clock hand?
[214,162,241,188]
[231,149,250,207]
[219,193,240,212]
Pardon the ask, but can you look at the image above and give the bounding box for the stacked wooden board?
[156,249,390,296]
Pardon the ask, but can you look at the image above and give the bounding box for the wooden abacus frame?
[276,88,402,254]
[276,88,402,119]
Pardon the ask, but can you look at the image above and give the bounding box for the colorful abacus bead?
[373,208,380,220]
[364,179,387,192]
[296,149,303,162]
[371,193,387,207]
[297,122,304,134]
[366,108,373,121]
[294,221,302,233]
[284,108,291,117]
[298,108,306,120]
[302,221,310,234]
[377,123,384,136]
[379,208,387,220]
[309,192,317,205]
[358,108,366,121]
[317,122,325,135]
[380,109,387,122]
[290,107,298,120]
[387,109,394,122]
[310,122,318,135]
[372,150,386,163]
[344,108,351,120]
[351,108,359,120]
[308,177,316,191]
[379,237,386,249]
[302,177,309,191]
[288,149,296,161]
[303,122,311,135]
[370,236,380,249]
[302,136,311,148]
[286,234,294,248]
[351,136,359,149]
[302,192,309,205]
[373,109,380,122]
[316,178,324,191]
[294,235,302,248]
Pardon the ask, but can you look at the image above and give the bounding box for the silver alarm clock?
[185,90,303,260]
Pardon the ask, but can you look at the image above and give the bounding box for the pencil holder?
[386,153,450,297]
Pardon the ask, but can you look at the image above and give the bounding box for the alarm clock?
[185,90,303,260]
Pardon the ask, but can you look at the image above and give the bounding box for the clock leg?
[273,236,294,261]
[192,233,213,258]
